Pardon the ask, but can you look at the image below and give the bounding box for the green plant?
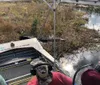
[31,18,38,37]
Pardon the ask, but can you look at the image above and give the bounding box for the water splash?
[60,49,100,78]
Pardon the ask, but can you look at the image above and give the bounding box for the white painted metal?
[0,38,54,62]
[61,0,100,6]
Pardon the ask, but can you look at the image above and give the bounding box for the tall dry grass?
[0,1,99,56]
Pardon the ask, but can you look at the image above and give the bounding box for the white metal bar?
[61,0,100,6]
[43,0,53,10]
[53,0,56,59]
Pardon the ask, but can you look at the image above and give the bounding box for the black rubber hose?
[72,63,93,85]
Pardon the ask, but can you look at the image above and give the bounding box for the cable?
[38,2,53,38]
